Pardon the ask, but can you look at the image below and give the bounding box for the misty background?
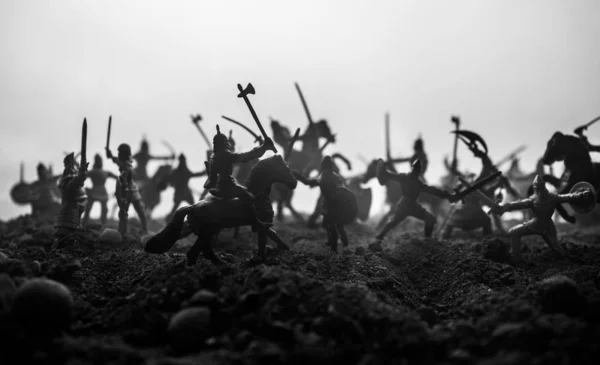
[1,0,599,221]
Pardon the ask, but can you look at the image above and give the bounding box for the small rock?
[15,234,34,244]
[167,307,211,352]
[188,289,217,307]
[449,348,472,362]
[0,274,16,313]
[31,261,42,275]
[416,306,438,326]
[470,242,482,253]
[233,329,254,350]
[368,241,383,253]
[354,246,365,255]
[12,278,74,336]
[481,238,510,263]
[99,228,122,245]
[537,275,587,316]
[0,252,9,262]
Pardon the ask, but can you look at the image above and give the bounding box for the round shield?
[352,186,372,222]
[568,181,597,214]
[10,182,35,205]
[328,187,358,225]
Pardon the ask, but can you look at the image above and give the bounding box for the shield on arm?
[10,182,35,205]
[351,185,372,221]
[568,181,597,214]
[328,187,359,225]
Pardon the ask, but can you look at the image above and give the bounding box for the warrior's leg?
[276,200,284,221]
[337,225,349,247]
[82,199,94,226]
[100,201,108,224]
[307,194,324,228]
[541,223,567,258]
[492,213,506,233]
[118,201,130,235]
[507,222,536,264]
[132,200,148,233]
[236,188,272,230]
[442,225,453,239]
[408,204,436,237]
[375,206,408,242]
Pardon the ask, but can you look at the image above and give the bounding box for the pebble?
[12,278,74,336]
[99,228,122,245]
[355,246,366,255]
[167,307,211,352]
[537,275,587,316]
[187,289,218,307]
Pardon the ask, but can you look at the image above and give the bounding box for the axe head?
[237,83,255,98]
[451,115,460,125]
[452,130,488,155]
[191,114,202,124]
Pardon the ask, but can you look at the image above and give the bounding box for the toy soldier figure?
[293,156,356,252]
[167,153,206,218]
[204,125,276,231]
[29,163,61,219]
[374,159,461,243]
[106,143,149,235]
[388,136,429,183]
[133,137,175,181]
[493,175,596,266]
[54,151,88,238]
[82,154,118,226]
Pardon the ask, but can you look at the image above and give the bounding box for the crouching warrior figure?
[54,152,88,238]
[204,125,276,231]
[293,155,358,252]
[493,175,596,266]
[106,143,148,235]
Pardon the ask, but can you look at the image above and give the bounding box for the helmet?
[93,154,103,168]
[213,125,231,151]
[321,155,334,171]
[63,152,76,166]
[141,138,149,151]
[118,143,132,156]
[414,137,423,151]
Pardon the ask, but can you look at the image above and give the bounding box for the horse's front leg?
[202,229,225,266]
[257,230,268,259]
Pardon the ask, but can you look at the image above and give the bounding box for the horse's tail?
[144,205,194,254]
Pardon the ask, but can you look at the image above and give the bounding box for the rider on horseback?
[204,125,276,231]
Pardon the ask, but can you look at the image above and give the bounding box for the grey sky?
[1,0,599,220]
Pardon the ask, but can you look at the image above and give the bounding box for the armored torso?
[87,168,111,201]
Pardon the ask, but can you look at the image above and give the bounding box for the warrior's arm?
[388,156,412,164]
[291,170,319,187]
[107,171,118,179]
[191,170,207,178]
[420,184,453,200]
[234,146,267,164]
[556,189,594,204]
[499,198,534,212]
[589,144,600,153]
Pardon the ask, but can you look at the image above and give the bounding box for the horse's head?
[246,155,297,194]
[270,120,291,147]
[315,119,335,143]
[362,159,379,184]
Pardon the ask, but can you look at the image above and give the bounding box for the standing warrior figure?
[168,153,206,218]
[54,153,88,238]
[293,156,354,252]
[29,163,62,219]
[204,125,276,231]
[82,154,118,226]
[106,143,148,235]
[493,175,596,265]
[388,136,429,183]
[374,159,460,243]
[133,138,176,181]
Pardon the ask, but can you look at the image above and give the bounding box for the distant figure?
[54,153,88,239]
[30,163,61,219]
[133,138,175,181]
[388,136,429,183]
[293,155,352,252]
[167,153,206,218]
[82,154,117,226]
[106,143,148,235]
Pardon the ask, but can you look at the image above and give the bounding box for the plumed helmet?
[178,153,186,162]
[141,137,149,151]
[63,152,76,166]
[93,153,103,168]
[37,163,47,172]
[411,159,422,176]
[414,136,423,150]
[213,125,229,147]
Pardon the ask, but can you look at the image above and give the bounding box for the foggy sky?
[1,0,599,220]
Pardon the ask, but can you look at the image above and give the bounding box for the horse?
[541,131,600,223]
[144,154,298,266]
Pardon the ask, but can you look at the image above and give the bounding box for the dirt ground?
[1,213,599,365]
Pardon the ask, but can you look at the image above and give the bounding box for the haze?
[1,0,599,220]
